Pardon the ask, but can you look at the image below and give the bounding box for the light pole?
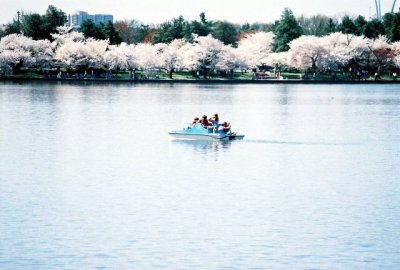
[17,11,20,30]
[375,0,382,19]
[391,0,398,12]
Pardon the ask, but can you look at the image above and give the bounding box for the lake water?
[0,82,399,269]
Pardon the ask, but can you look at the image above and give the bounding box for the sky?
[0,0,398,25]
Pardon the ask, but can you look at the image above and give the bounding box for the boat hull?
[168,132,229,141]
[169,132,245,141]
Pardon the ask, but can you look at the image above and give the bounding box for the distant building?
[68,11,113,29]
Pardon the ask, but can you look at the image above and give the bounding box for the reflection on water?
[170,139,233,152]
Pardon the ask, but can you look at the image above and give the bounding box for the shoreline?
[1,77,400,84]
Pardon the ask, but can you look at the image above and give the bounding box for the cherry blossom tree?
[266,51,290,78]
[2,27,400,80]
[0,49,31,75]
[159,39,186,79]
[104,43,139,78]
[286,33,370,78]
[0,34,51,74]
[392,41,400,68]
[215,45,237,78]
[323,33,369,74]
[0,34,34,67]
[287,35,328,72]
[51,26,85,47]
[366,35,394,73]
[190,34,224,79]
[55,40,88,72]
[55,38,109,75]
[85,38,109,70]
[179,41,198,72]
[30,39,54,70]
[236,32,275,70]
[135,43,164,78]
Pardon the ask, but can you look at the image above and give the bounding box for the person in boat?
[208,113,219,126]
[199,115,212,128]
[219,122,231,133]
[192,117,200,126]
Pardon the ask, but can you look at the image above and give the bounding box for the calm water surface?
[0,82,399,269]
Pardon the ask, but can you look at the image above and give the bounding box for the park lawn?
[3,68,399,81]
[11,71,44,79]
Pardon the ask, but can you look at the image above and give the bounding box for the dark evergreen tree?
[5,6,66,40]
[273,8,302,52]
[152,21,172,44]
[43,5,67,36]
[212,21,239,45]
[80,19,105,39]
[338,16,357,34]
[354,15,367,36]
[103,21,122,44]
[168,16,187,40]
[184,13,212,42]
[185,20,211,38]
[383,12,400,42]
[324,18,338,34]
[21,13,47,40]
[200,12,208,24]
[364,19,385,39]
[153,16,187,44]
[241,22,251,32]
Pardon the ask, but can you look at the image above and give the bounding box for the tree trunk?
[311,58,317,73]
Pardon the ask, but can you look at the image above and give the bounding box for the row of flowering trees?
[1,26,400,79]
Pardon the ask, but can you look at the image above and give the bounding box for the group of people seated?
[192,113,231,133]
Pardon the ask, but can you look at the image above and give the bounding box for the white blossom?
[55,38,109,70]
[366,35,394,71]
[392,41,400,67]
[236,32,275,69]
[104,43,139,71]
[216,45,237,71]
[191,34,224,71]
[51,26,85,47]
[287,35,329,71]
[0,34,50,72]
[159,39,186,72]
